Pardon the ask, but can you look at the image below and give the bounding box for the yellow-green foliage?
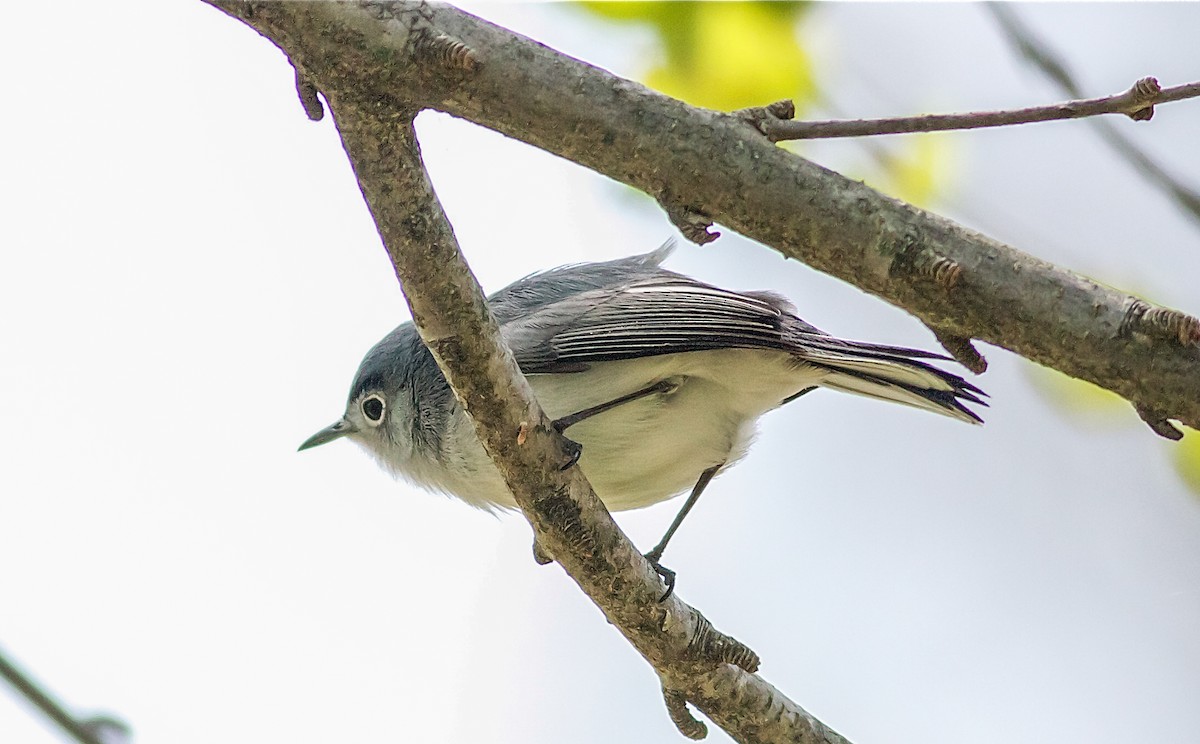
[1173,428,1200,496]
[1025,363,1128,420]
[577,2,814,112]
[866,134,958,210]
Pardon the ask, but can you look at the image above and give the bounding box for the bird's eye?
[361,395,386,425]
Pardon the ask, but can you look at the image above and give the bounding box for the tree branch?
[986,2,1200,230]
[202,2,854,740]
[331,53,846,744]
[0,646,129,744]
[743,77,1200,141]
[200,1,1199,437]
[193,0,1199,736]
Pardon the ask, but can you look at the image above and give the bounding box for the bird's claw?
[558,437,582,471]
[646,551,676,602]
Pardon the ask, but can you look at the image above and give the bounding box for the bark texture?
[198,1,1198,740]
[205,0,1198,432]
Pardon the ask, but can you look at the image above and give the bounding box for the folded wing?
[498,260,986,424]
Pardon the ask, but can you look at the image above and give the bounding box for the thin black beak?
[298,419,356,451]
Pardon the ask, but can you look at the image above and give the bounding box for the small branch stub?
[664,202,720,245]
[296,78,324,121]
[411,27,480,73]
[1121,299,1200,346]
[897,245,963,290]
[929,255,963,289]
[1135,403,1185,441]
[933,329,989,374]
[1123,76,1161,121]
[735,98,797,140]
[664,687,708,740]
[531,538,554,566]
[687,613,760,673]
[290,64,324,121]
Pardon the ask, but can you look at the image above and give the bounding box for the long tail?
[800,338,987,424]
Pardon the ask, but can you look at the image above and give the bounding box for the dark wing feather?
[495,251,985,420]
[500,269,976,373]
[504,273,805,373]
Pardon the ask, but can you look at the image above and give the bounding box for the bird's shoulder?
[494,249,825,371]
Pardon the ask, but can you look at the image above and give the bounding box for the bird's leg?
[551,378,715,601]
[645,463,722,601]
[781,385,817,406]
[551,379,676,432]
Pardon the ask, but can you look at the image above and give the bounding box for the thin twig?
[0,646,126,744]
[759,78,1200,141]
[986,3,1200,228]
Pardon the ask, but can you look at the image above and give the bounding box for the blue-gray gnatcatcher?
[301,242,985,593]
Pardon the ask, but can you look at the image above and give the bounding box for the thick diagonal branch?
[187,1,1187,738]
[203,4,857,739]
[200,0,1199,435]
[322,89,848,744]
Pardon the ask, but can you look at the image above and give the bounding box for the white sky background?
[2,2,1199,743]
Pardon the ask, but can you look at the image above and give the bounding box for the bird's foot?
[645,548,676,602]
[558,436,582,471]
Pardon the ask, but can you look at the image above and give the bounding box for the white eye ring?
[361,394,386,426]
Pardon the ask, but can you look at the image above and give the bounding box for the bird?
[300,242,985,595]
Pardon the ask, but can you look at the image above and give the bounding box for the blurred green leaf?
[867,134,958,209]
[1025,363,1130,424]
[576,2,815,112]
[1023,309,1200,496]
[1173,427,1200,496]
[577,1,683,23]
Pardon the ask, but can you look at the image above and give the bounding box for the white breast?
[426,349,820,512]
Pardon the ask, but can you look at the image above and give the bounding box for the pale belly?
[434,349,819,512]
